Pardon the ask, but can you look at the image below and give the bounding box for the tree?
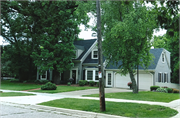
[148,0,179,83]
[153,34,168,49]
[102,1,156,93]
[1,1,37,81]
[31,1,89,84]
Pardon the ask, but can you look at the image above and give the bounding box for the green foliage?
[166,88,173,93]
[101,2,156,93]
[150,86,160,91]
[96,82,99,87]
[89,81,95,86]
[78,80,85,86]
[67,82,71,86]
[84,80,88,85]
[41,82,57,90]
[156,88,168,93]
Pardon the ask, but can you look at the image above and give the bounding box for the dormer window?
[162,53,165,63]
[92,49,98,59]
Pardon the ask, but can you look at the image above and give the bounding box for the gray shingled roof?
[74,45,85,50]
[73,39,97,60]
[83,52,105,63]
[106,48,163,70]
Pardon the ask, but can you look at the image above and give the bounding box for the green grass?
[0,80,42,91]
[38,98,178,117]
[0,92,35,97]
[83,91,180,103]
[30,86,97,93]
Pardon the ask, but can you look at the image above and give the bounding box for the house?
[37,39,178,90]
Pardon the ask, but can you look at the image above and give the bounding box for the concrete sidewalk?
[0,89,180,118]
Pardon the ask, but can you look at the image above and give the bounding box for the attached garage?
[114,72,153,90]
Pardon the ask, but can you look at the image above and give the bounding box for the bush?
[127,82,132,87]
[166,88,173,93]
[69,78,74,84]
[89,81,95,86]
[96,82,99,87]
[172,88,180,93]
[84,80,88,85]
[67,82,71,86]
[41,82,57,90]
[9,79,19,82]
[156,88,168,93]
[150,86,160,91]
[79,80,85,86]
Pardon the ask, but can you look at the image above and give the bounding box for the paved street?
[0,103,78,118]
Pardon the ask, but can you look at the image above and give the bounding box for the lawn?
[1,80,97,93]
[38,98,178,117]
[83,91,180,102]
[30,86,97,93]
[0,80,42,91]
[0,92,35,97]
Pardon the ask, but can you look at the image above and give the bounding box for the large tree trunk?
[128,68,138,93]
[52,69,60,85]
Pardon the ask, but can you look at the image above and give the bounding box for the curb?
[1,101,127,118]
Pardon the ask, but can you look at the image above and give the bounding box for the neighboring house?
[37,39,178,90]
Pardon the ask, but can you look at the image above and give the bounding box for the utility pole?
[96,0,106,111]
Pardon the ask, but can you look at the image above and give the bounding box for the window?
[87,71,93,80]
[95,71,99,80]
[158,73,162,82]
[92,50,98,59]
[41,71,47,80]
[164,73,168,83]
[162,53,165,62]
[108,73,111,85]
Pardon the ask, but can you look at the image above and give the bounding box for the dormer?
[162,52,165,63]
[74,45,84,59]
[91,49,98,59]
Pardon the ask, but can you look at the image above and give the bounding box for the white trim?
[40,71,47,80]
[158,72,163,82]
[106,71,113,87]
[70,68,78,84]
[91,49,98,59]
[162,52,165,63]
[85,69,99,82]
[80,40,97,62]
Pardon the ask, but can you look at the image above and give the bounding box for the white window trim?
[85,69,99,82]
[91,49,98,59]
[164,72,168,83]
[162,52,165,63]
[106,71,113,87]
[158,72,163,82]
[41,71,47,80]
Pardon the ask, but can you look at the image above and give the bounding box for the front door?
[106,71,113,87]
[72,70,76,84]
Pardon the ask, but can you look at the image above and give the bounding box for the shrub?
[67,82,71,86]
[89,81,95,86]
[84,80,88,85]
[96,82,99,87]
[172,88,180,93]
[166,88,173,93]
[156,87,168,93]
[9,79,19,82]
[150,86,160,91]
[78,80,85,86]
[69,78,74,84]
[162,86,168,88]
[41,82,57,90]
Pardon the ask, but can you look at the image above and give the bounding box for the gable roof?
[106,48,164,70]
[73,39,97,60]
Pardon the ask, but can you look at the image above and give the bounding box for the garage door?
[115,72,153,90]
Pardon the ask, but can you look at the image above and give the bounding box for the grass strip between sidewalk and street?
[0,92,36,97]
[38,98,178,117]
[83,91,180,103]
